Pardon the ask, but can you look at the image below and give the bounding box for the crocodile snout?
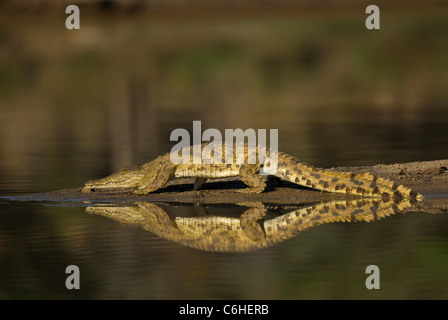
[81,184,95,193]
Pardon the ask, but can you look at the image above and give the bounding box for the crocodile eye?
[90,188,96,192]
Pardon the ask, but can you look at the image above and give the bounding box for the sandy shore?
[4,159,448,213]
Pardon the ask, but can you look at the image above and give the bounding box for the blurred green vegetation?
[0,9,447,180]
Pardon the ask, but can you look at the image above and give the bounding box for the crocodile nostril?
[81,186,95,193]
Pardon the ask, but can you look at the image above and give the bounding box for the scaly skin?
[81,143,422,200]
[86,198,414,253]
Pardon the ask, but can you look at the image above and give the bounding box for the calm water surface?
[1,6,448,299]
[1,197,447,299]
[1,115,447,299]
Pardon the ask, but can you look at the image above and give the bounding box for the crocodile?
[81,142,422,200]
[86,198,414,253]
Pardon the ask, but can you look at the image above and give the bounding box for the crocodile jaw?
[81,168,144,193]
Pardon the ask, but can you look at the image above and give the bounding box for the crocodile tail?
[315,169,422,200]
[274,153,422,200]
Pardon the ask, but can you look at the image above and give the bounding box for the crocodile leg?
[238,164,267,194]
[193,178,207,191]
[239,203,267,241]
[133,155,177,195]
[137,202,178,231]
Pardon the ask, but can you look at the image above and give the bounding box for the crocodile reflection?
[86,198,414,253]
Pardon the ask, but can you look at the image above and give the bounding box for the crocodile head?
[81,166,144,193]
